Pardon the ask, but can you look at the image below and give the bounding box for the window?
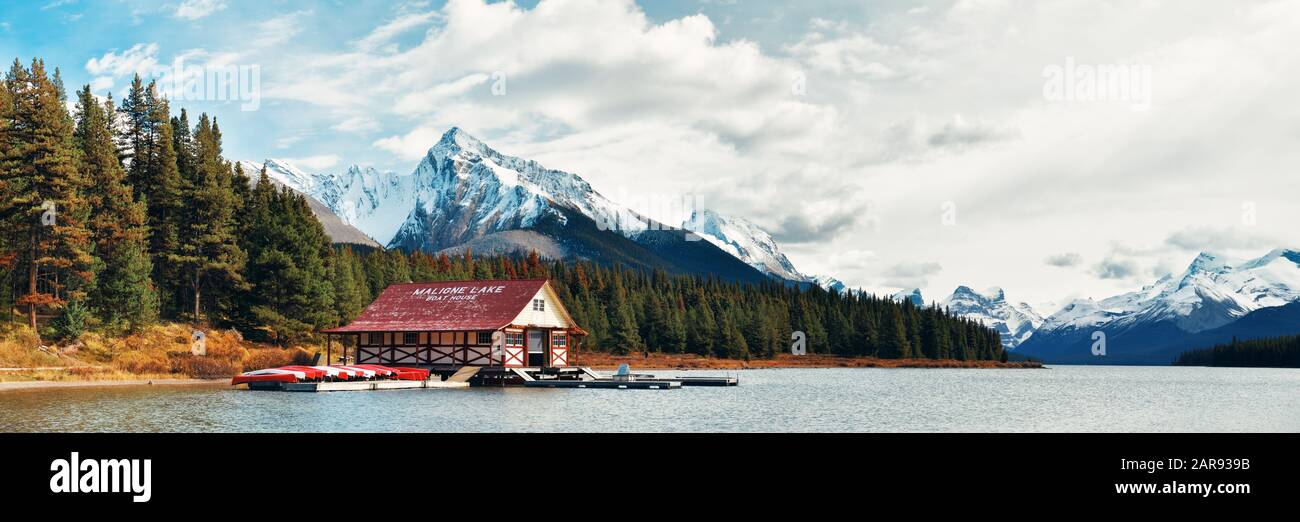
[477,331,494,345]
[403,332,419,345]
[551,333,567,348]
[532,299,545,312]
[505,332,524,346]
[367,333,384,345]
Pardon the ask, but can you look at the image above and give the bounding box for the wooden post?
[326,334,332,365]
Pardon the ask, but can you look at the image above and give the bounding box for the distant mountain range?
[883,251,1300,363]
[939,286,1044,349]
[1017,249,1300,364]
[245,127,829,285]
[889,286,1043,350]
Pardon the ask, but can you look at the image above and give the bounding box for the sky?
[2,0,1298,314]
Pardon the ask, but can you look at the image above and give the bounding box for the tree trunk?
[28,229,37,332]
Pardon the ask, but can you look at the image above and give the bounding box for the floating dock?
[240,366,736,391]
[524,379,682,389]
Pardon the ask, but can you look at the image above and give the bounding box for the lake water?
[1,366,1296,432]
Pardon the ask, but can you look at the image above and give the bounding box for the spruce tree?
[239,172,335,344]
[605,275,641,354]
[75,85,157,330]
[878,305,912,359]
[175,114,246,322]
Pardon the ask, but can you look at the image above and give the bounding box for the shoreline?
[0,354,1041,391]
[574,353,1043,371]
[0,378,227,392]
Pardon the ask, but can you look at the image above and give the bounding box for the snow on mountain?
[236,160,381,248]
[939,286,1043,349]
[811,275,847,293]
[258,128,640,249]
[890,288,925,306]
[253,127,784,282]
[682,209,807,281]
[1037,249,1300,336]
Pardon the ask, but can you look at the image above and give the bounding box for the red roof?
[322,279,550,333]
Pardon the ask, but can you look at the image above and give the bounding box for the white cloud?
[254,10,313,47]
[89,76,114,91]
[283,154,341,170]
[355,10,439,52]
[85,43,159,78]
[333,116,381,133]
[176,0,226,21]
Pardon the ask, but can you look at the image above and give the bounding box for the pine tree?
[686,302,716,356]
[0,59,94,332]
[330,246,367,325]
[0,69,14,324]
[605,275,641,354]
[75,85,157,330]
[878,305,912,359]
[237,171,335,344]
[174,113,246,322]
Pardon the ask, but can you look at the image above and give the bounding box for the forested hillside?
[1174,336,1300,368]
[0,57,1004,361]
[332,248,1007,360]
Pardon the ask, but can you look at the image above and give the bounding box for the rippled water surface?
[1,366,1296,432]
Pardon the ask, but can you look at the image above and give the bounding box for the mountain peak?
[683,209,807,281]
[951,285,1004,302]
[434,126,486,155]
[890,288,924,306]
[940,285,1042,349]
[1188,251,1228,272]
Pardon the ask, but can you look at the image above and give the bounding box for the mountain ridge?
[1019,248,1300,364]
[254,128,801,283]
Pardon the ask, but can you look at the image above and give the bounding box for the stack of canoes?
[231,364,431,385]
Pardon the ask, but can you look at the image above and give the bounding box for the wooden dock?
[523,379,682,389]
[240,366,736,391]
[576,368,738,387]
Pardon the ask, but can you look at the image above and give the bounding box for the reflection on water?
[1,366,1297,432]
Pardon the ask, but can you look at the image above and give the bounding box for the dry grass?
[0,325,62,368]
[0,367,177,383]
[0,322,321,382]
[576,352,1043,370]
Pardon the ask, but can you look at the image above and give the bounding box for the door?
[527,330,545,367]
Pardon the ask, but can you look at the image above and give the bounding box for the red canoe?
[354,364,430,381]
[231,368,308,385]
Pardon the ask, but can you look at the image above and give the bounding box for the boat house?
[322,279,587,370]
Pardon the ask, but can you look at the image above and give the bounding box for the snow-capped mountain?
[1019,249,1300,364]
[682,209,806,281]
[237,160,381,248]
[890,288,925,306]
[812,275,848,293]
[257,127,772,282]
[939,286,1043,349]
